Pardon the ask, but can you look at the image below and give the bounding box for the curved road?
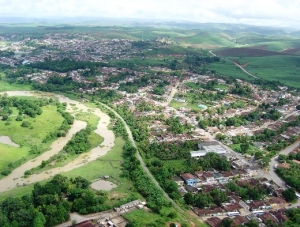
[97,102,188,215]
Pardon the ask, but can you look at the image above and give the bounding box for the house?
[232,216,249,227]
[194,206,224,217]
[248,200,265,211]
[213,172,227,183]
[246,166,259,177]
[260,212,279,225]
[185,185,198,194]
[269,211,289,223]
[206,217,222,227]
[203,171,217,185]
[223,203,242,212]
[172,176,184,186]
[181,173,198,186]
[220,171,234,181]
[238,169,249,179]
[267,197,286,207]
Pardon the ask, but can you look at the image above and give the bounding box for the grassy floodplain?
[0,102,64,171]
[0,137,139,205]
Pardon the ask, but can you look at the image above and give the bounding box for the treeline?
[184,55,220,66]
[41,102,74,143]
[153,81,169,95]
[146,140,198,160]
[121,141,170,213]
[116,105,149,143]
[0,50,14,57]
[276,163,300,190]
[0,175,109,227]
[32,75,85,92]
[92,89,121,104]
[189,152,231,171]
[63,127,92,155]
[230,83,252,97]
[226,181,268,200]
[0,95,46,119]
[166,117,192,134]
[184,188,228,208]
[30,58,107,73]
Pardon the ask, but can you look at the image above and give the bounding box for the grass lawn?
[124,207,207,227]
[0,144,29,170]
[229,144,262,156]
[75,112,100,129]
[0,80,32,92]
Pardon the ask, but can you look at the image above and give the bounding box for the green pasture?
[75,112,100,129]
[208,60,256,81]
[0,80,32,92]
[237,55,300,88]
[0,144,29,170]
[0,104,64,170]
[0,105,64,147]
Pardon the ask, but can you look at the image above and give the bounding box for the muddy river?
[0,91,115,192]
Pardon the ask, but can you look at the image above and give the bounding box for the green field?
[124,208,207,227]
[208,60,256,81]
[235,55,300,88]
[0,80,32,92]
[75,112,100,129]
[0,137,137,201]
[0,104,64,171]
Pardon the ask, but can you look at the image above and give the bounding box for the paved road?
[269,141,300,189]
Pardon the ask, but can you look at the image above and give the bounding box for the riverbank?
[0,91,115,192]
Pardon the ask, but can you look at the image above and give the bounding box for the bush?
[21,120,31,127]
[1,169,12,176]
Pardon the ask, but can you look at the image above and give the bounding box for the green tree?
[33,212,46,227]
[282,188,297,202]
[220,218,233,227]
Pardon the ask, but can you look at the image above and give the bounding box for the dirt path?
[209,50,259,79]
[0,91,115,192]
[162,81,179,107]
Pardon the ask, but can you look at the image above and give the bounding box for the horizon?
[1,0,300,29]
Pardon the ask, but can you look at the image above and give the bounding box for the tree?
[33,212,46,227]
[244,220,259,227]
[254,151,263,160]
[21,120,31,127]
[184,193,194,205]
[282,188,297,202]
[220,218,233,227]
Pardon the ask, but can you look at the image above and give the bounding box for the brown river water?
[0,91,115,192]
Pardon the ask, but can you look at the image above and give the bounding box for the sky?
[1,0,300,29]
